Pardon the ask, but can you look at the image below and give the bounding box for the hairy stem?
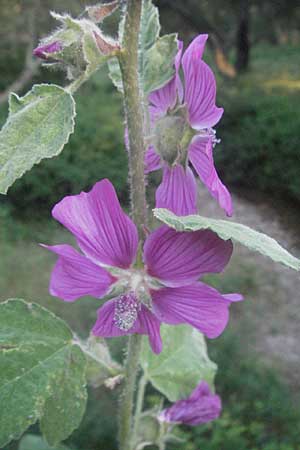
[118,1,146,450]
[132,374,147,444]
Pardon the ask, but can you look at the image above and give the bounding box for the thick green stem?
[118,1,147,450]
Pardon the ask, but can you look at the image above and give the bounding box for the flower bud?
[33,41,62,60]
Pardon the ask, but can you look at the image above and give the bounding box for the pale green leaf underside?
[19,434,70,450]
[141,324,217,402]
[0,299,87,448]
[154,208,300,271]
[0,84,76,194]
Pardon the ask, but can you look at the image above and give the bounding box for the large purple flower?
[146,35,232,217]
[43,179,242,353]
[158,381,221,426]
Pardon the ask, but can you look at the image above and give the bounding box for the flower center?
[110,269,161,332]
[113,291,140,331]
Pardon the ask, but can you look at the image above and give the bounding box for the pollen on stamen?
[114,292,140,332]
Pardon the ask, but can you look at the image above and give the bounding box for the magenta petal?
[189,136,233,216]
[93,301,162,354]
[144,226,233,287]
[223,293,244,302]
[152,282,233,338]
[149,41,183,115]
[145,145,162,174]
[159,380,221,426]
[182,36,223,129]
[52,179,138,269]
[42,244,114,302]
[155,165,197,216]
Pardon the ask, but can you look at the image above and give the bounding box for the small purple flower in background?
[146,34,233,217]
[43,179,242,354]
[33,41,62,60]
[159,381,221,426]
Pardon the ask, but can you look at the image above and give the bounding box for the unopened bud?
[33,41,62,60]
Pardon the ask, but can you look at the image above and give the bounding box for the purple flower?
[33,41,62,60]
[146,35,232,217]
[158,381,221,426]
[43,179,242,353]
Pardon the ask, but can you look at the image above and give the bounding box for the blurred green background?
[1,0,300,449]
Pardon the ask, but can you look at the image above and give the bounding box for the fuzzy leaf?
[0,84,75,194]
[108,0,177,95]
[154,208,300,271]
[142,33,178,94]
[19,434,70,450]
[141,324,217,402]
[0,299,87,447]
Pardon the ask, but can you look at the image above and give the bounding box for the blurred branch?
[0,0,41,105]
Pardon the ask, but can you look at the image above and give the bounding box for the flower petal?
[149,41,183,115]
[145,145,162,173]
[52,179,138,269]
[92,300,162,354]
[189,135,233,216]
[152,282,235,338]
[144,226,233,287]
[155,165,197,216]
[159,381,221,426]
[182,35,223,129]
[42,244,114,302]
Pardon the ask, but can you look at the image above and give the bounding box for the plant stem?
[119,0,146,240]
[118,1,147,450]
[132,374,147,444]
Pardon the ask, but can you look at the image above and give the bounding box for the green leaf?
[108,0,177,95]
[82,33,109,77]
[142,34,178,94]
[0,299,87,447]
[82,335,123,388]
[141,324,217,402]
[154,208,300,272]
[0,84,76,194]
[140,0,160,51]
[19,434,70,450]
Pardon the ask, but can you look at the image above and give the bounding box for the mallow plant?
[0,2,299,450]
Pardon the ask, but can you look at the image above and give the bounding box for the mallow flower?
[43,179,242,353]
[158,381,221,426]
[145,34,232,216]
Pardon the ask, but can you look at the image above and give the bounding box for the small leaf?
[86,1,119,23]
[140,0,160,51]
[0,84,76,194]
[154,208,300,271]
[141,324,217,402]
[142,34,178,94]
[0,299,87,447]
[19,434,70,450]
[81,335,123,388]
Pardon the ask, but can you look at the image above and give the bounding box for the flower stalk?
[117,1,146,449]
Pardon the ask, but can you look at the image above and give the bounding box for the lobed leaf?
[0,299,87,447]
[0,84,76,194]
[154,208,300,271]
[141,324,217,402]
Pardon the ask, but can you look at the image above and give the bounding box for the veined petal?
[92,300,162,354]
[145,145,162,173]
[155,165,197,216]
[52,179,138,269]
[189,135,233,216]
[149,41,183,115]
[152,282,237,338]
[144,226,233,287]
[42,244,114,302]
[182,35,223,129]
